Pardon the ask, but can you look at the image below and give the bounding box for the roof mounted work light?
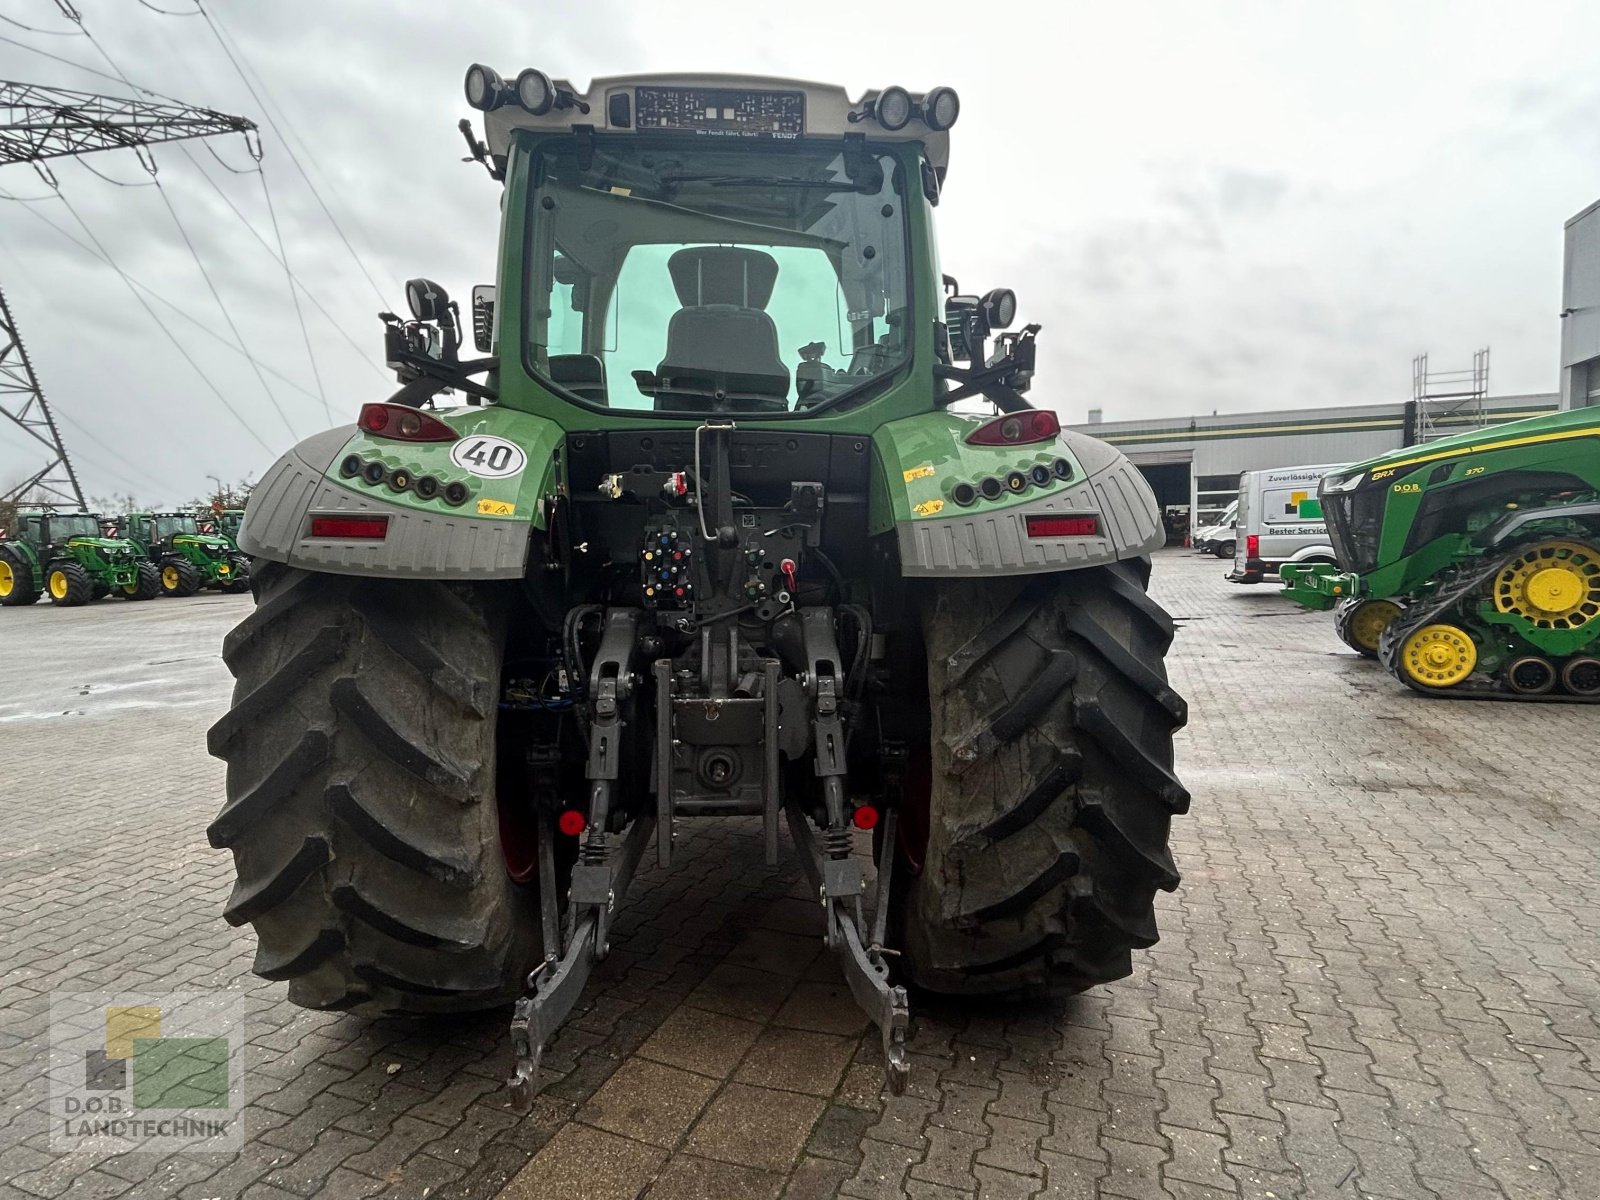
[464,63,509,111]
[515,68,555,115]
[874,86,912,131]
[922,86,960,131]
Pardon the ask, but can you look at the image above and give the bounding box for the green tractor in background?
[1282,406,1600,698]
[119,511,251,596]
[0,509,160,606]
[207,69,1189,1108]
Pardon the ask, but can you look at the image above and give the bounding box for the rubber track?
[900,557,1188,997]
[207,564,539,1015]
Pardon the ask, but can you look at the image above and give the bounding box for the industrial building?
[1562,198,1600,409]
[1066,394,1558,540]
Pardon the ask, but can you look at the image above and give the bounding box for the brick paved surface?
[3,551,1599,1199]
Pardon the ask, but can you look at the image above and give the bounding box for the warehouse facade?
[1066,393,1558,539]
[1562,198,1600,409]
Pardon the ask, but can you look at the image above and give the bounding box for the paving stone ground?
[2,550,1598,1199]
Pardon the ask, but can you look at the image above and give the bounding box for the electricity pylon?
[0,81,257,507]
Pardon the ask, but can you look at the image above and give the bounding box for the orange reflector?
[309,516,389,539]
[1024,515,1098,538]
[851,805,879,831]
[557,810,586,836]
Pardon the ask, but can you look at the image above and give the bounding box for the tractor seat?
[656,247,790,412]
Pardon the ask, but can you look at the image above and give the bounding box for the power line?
[0,188,343,406]
[195,1,393,308]
[175,142,387,379]
[51,186,276,454]
[149,168,299,440]
[257,164,331,423]
[0,13,81,36]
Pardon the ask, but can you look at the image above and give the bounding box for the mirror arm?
[934,363,1031,413]
[386,352,497,406]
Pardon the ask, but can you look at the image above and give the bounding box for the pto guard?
[1279,562,1357,611]
[880,417,1164,576]
[239,411,559,580]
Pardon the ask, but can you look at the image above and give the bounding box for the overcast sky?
[2,0,1599,503]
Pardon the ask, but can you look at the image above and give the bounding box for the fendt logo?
[50,992,246,1152]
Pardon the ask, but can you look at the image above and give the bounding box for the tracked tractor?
[207,70,1189,1106]
[0,509,159,606]
[120,511,250,596]
[1282,406,1600,697]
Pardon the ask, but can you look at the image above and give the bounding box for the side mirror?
[944,294,983,362]
[471,285,495,353]
[405,277,451,322]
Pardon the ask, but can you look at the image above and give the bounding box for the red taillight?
[851,804,880,831]
[965,409,1060,447]
[358,403,458,442]
[309,516,389,539]
[1246,534,1259,559]
[557,810,587,837]
[1025,514,1099,538]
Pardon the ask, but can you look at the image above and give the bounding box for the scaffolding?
[1411,348,1490,443]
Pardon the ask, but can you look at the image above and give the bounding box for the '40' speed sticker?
[450,435,527,479]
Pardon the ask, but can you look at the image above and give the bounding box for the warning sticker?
[903,464,935,482]
[913,498,945,517]
[476,498,516,517]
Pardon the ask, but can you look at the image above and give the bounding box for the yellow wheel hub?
[1493,540,1600,629]
[1400,624,1477,689]
[49,570,69,599]
[1349,599,1400,652]
[162,565,181,590]
[0,559,12,597]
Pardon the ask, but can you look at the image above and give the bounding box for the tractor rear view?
[207,70,1189,1107]
[0,509,158,606]
[1283,407,1600,697]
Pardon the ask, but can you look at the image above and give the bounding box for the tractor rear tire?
[122,562,162,601]
[895,559,1188,996]
[47,562,93,607]
[206,561,542,1014]
[0,548,40,606]
[160,559,203,598]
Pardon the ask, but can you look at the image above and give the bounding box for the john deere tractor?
[120,511,251,596]
[207,70,1189,1107]
[1282,406,1600,698]
[0,509,159,606]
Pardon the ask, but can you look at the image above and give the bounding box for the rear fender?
[872,411,1163,576]
[240,407,563,579]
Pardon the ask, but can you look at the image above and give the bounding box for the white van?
[1226,463,1343,584]
[1192,499,1238,558]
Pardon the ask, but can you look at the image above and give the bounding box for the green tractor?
[207,69,1189,1107]
[0,509,159,606]
[119,511,251,596]
[1282,406,1600,697]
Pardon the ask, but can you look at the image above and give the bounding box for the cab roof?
[478,73,952,175]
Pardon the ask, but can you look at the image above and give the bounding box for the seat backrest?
[657,248,789,402]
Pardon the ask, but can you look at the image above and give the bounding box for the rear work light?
[309,516,389,540]
[1247,534,1259,559]
[965,410,1060,447]
[1025,515,1099,538]
[358,403,458,442]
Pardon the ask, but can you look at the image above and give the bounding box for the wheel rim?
[49,570,69,599]
[162,565,181,590]
[1506,656,1556,694]
[1349,599,1401,652]
[1493,541,1600,630]
[1562,657,1600,696]
[1400,623,1477,688]
[0,560,12,597]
